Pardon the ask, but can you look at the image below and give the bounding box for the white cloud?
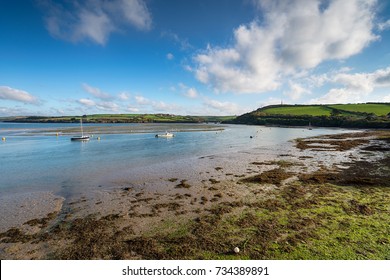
[378,19,390,31]
[203,98,242,115]
[126,106,140,112]
[77,98,96,107]
[135,95,150,105]
[178,83,199,99]
[310,88,362,104]
[185,88,199,99]
[284,81,310,101]
[82,83,113,100]
[166,53,174,60]
[161,31,193,50]
[77,98,119,111]
[152,101,180,112]
[41,0,152,45]
[96,101,120,111]
[114,0,152,31]
[194,0,378,94]
[0,86,39,104]
[310,67,390,104]
[118,92,130,100]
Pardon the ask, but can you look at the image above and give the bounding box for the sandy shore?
[1,130,389,259]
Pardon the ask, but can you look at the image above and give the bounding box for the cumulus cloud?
[178,83,199,99]
[41,0,152,45]
[310,67,390,104]
[0,86,39,104]
[194,0,378,94]
[203,98,242,115]
[82,83,113,100]
[284,81,310,101]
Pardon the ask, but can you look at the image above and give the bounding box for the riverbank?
[0,130,389,259]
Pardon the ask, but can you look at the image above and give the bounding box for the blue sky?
[1,0,390,116]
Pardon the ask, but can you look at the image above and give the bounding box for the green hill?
[230,103,390,128]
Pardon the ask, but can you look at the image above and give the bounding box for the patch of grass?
[329,104,390,116]
[262,105,333,116]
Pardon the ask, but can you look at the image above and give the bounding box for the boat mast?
[80,118,84,137]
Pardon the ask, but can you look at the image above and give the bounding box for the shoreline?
[0,130,389,259]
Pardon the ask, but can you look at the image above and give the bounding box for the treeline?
[228,113,390,128]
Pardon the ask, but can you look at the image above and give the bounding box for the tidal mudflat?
[0,128,389,260]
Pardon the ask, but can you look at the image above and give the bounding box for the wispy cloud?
[77,98,120,112]
[378,19,390,31]
[166,53,174,60]
[161,31,193,50]
[0,86,40,104]
[40,0,152,45]
[193,0,379,94]
[82,83,113,100]
[77,98,96,107]
[118,92,130,100]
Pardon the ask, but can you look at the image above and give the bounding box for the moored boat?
[71,118,90,141]
[155,132,175,138]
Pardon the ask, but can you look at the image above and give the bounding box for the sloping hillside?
[230,103,390,128]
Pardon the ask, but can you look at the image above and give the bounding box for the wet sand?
[0,130,389,259]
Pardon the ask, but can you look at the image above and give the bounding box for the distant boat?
[155,132,175,138]
[308,122,313,130]
[71,118,90,141]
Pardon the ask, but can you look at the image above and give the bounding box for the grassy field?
[262,105,333,116]
[231,103,390,128]
[260,103,390,117]
[329,104,390,116]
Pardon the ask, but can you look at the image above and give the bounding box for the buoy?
[97,136,101,140]
[2,137,5,141]
[56,132,59,136]
[234,247,240,254]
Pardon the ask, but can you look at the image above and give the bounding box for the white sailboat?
[71,118,90,141]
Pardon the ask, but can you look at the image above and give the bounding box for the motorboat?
[155,132,175,138]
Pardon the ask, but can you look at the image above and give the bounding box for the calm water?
[0,122,353,195]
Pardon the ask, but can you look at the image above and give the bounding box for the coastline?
[0,130,389,259]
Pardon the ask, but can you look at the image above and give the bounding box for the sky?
[1,0,390,117]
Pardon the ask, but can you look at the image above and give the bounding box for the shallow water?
[0,122,355,197]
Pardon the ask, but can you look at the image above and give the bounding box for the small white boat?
[71,118,90,141]
[155,132,175,138]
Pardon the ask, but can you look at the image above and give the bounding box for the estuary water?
[0,122,353,197]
